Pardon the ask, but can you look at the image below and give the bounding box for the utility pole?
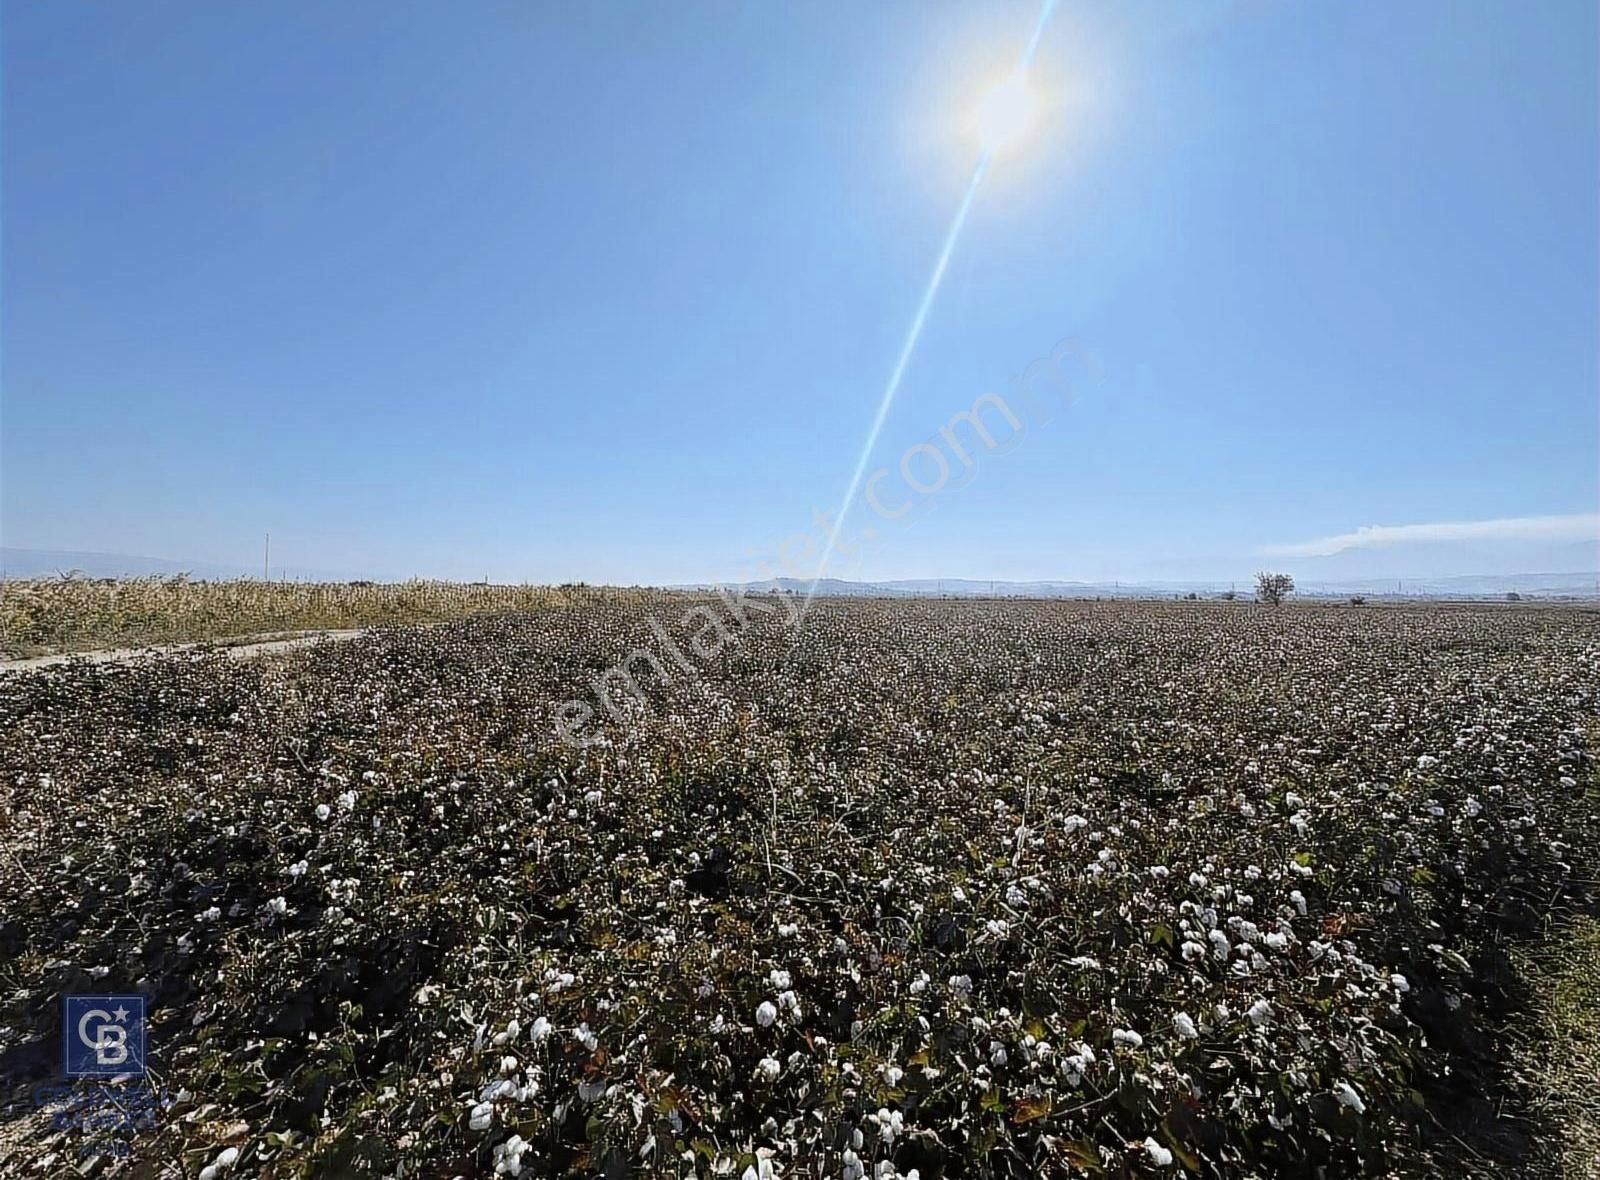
[264,533,270,582]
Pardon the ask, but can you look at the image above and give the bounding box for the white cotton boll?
[1144,1138,1174,1166]
[1189,872,1208,888]
[875,1108,904,1145]
[468,1101,494,1131]
[1112,1028,1143,1049]
[528,1016,551,1043]
[949,974,973,998]
[315,803,331,822]
[769,969,792,990]
[756,1056,781,1082]
[756,1001,778,1028]
[1391,973,1411,993]
[288,860,308,878]
[493,1133,529,1177]
[1289,890,1307,916]
[1247,999,1272,1026]
[1332,1081,1366,1114]
[1173,1012,1198,1039]
[1264,932,1288,952]
[1181,940,1206,962]
[777,922,798,938]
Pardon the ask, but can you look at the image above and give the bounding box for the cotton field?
[1,598,1596,1178]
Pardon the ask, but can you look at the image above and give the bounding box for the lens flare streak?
[801,0,1058,619]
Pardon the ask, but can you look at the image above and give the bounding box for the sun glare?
[973,71,1037,154]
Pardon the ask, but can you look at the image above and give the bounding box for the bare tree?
[1255,571,1294,606]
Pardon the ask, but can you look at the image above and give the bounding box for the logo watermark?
[64,995,146,1078]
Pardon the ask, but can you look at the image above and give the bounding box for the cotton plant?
[6,597,1591,1177]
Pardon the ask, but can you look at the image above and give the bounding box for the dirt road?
[0,630,366,674]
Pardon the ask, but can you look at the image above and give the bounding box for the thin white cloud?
[1262,513,1600,559]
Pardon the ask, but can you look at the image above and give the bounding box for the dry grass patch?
[1512,918,1600,1178]
[0,576,614,656]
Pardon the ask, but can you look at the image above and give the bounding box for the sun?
[972,70,1037,155]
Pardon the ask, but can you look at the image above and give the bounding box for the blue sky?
[3,0,1596,583]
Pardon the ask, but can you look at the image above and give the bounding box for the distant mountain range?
[4,549,1595,598]
[688,573,1600,600]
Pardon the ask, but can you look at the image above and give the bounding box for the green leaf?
[1013,1093,1052,1124]
[1161,1120,1202,1173]
[1062,1139,1100,1170]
